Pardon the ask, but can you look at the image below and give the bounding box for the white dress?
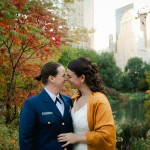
[71,100,89,150]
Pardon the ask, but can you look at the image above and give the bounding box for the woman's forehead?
[67,69,77,76]
[57,66,65,72]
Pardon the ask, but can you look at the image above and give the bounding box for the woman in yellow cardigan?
[58,57,116,150]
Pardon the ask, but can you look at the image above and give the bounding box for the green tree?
[121,73,134,91]
[97,52,122,90]
[145,71,150,89]
[123,57,149,91]
[58,46,78,66]
[76,48,99,63]
[59,46,99,66]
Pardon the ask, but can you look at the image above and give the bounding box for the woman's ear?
[80,74,85,83]
[48,75,54,83]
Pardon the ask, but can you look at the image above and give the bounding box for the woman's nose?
[64,76,68,81]
[66,77,70,82]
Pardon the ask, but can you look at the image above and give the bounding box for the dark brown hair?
[67,57,106,95]
[35,62,62,85]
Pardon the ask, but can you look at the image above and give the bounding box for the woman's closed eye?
[62,74,66,77]
[67,75,72,78]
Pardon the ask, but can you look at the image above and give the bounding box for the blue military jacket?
[19,89,73,150]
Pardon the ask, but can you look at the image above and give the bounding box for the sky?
[94,0,150,51]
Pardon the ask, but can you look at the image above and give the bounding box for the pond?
[111,99,147,124]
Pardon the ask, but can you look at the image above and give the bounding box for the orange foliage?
[11,139,16,144]
[145,90,150,94]
[0,0,68,124]
[11,0,28,10]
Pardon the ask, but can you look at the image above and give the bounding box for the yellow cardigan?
[72,92,116,150]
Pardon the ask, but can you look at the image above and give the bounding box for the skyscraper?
[66,0,94,49]
[115,2,150,70]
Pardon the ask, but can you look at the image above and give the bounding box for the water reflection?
[111,100,146,124]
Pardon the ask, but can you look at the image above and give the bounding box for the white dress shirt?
[44,88,64,116]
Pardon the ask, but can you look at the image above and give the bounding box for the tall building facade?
[66,0,94,49]
[109,34,116,53]
[115,2,150,71]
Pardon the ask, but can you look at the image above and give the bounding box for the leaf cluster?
[0,0,69,125]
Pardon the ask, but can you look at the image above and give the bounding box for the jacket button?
[62,122,65,125]
[48,121,51,125]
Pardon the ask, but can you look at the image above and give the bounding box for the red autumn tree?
[0,0,68,125]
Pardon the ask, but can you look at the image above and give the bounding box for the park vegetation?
[0,0,150,149]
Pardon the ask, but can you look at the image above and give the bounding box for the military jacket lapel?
[60,95,71,119]
[41,89,63,118]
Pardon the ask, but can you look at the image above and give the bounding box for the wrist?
[74,134,80,143]
[75,134,86,143]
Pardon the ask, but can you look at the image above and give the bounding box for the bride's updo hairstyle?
[67,57,106,95]
[35,62,62,85]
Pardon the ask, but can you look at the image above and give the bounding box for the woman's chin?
[61,86,66,91]
[71,85,78,89]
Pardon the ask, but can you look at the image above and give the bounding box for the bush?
[116,121,150,150]
[0,118,19,150]
[131,137,150,150]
